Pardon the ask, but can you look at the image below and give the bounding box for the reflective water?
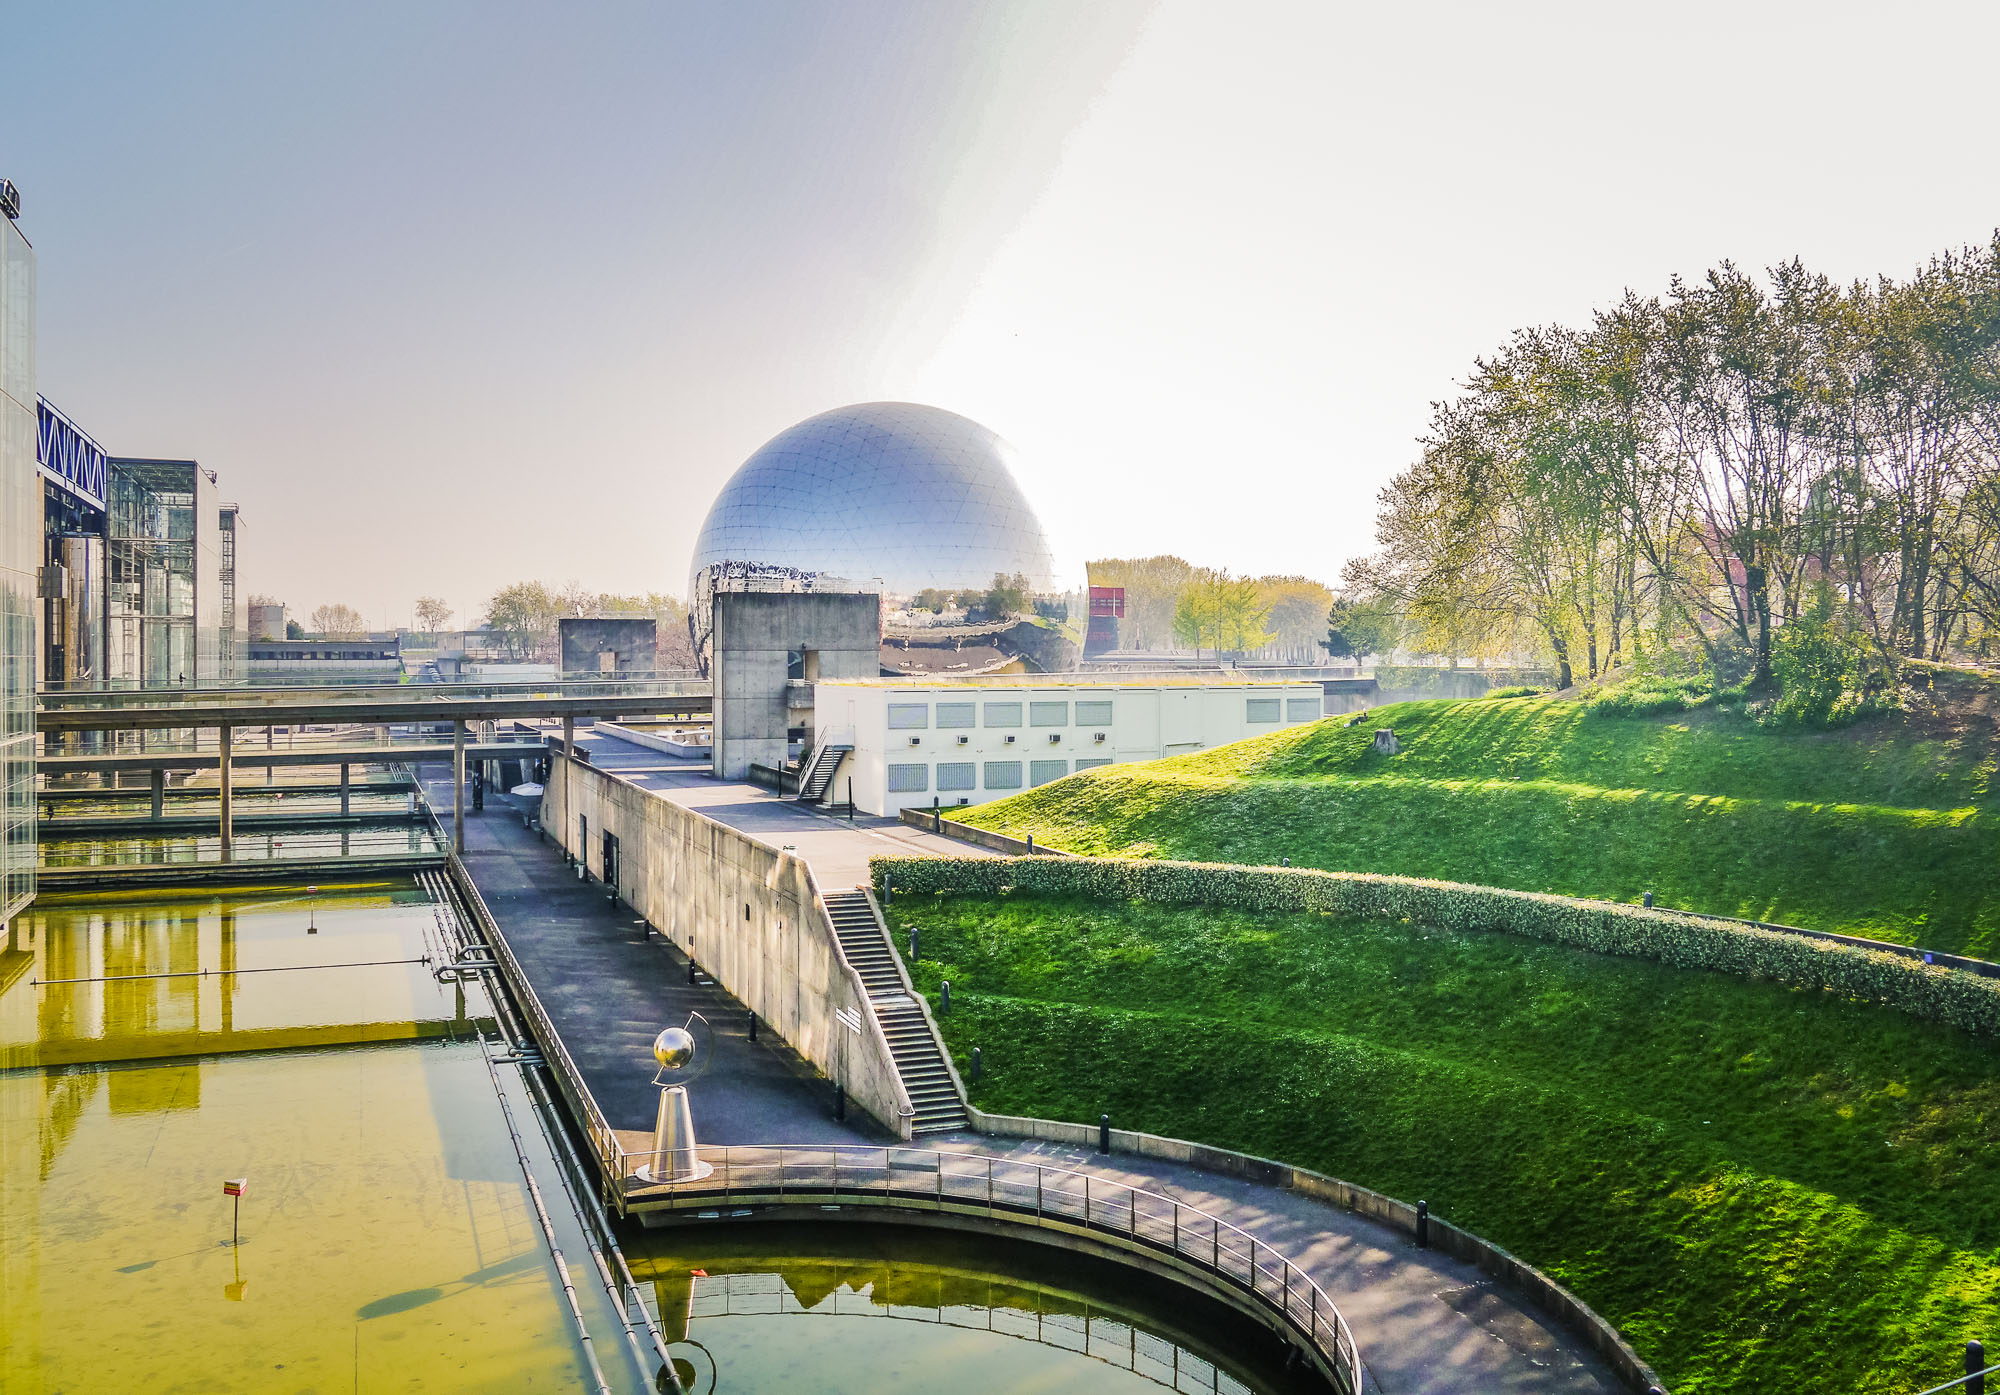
[628,1226,1327,1395]
[1,881,481,1067]
[1,883,629,1393]
[0,1044,614,1394]
[39,821,443,868]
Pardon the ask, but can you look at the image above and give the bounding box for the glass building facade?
[0,209,37,920]
[105,459,223,687]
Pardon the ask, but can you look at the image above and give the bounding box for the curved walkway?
[925,1133,1622,1395]
[453,730,1635,1395]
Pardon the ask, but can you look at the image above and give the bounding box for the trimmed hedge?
[872,854,2000,1039]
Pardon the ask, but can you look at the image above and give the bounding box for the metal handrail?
[614,1143,1362,1394]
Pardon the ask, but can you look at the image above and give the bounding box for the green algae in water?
[0,1043,615,1394]
[1,881,486,1068]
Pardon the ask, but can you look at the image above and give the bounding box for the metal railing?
[38,676,712,711]
[618,1143,1361,1394]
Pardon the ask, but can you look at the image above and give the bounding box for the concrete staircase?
[822,889,967,1134]
[798,741,852,804]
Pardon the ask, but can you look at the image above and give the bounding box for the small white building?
[810,676,1326,815]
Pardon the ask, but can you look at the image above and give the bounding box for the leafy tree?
[1172,569,1274,658]
[1087,555,1196,651]
[1323,594,1400,659]
[284,619,304,640]
[1254,575,1336,658]
[308,603,367,639]
[413,596,454,632]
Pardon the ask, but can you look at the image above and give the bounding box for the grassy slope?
[890,892,2000,1394]
[952,679,2000,954]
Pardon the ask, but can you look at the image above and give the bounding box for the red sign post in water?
[223,1177,246,1246]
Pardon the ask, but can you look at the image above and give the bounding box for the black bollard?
[934,808,942,833]
[687,957,698,986]
[1281,855,1289,867]
[748,1013,758,1044]
[1643,890,1654,908]
[909,927,919,962]
[940,980,950,1015]
[1098,1114,1111,1154]
[971,1047,981,1082]
[1416,1199,1430,1249]
[1026,833,1034,854]
[834,1083,846,1122]
[883,870,892,902]
[1969,1340,1987,1395]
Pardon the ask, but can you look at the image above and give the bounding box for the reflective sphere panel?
[690,402,1064,598]
[653,1027,696,1070]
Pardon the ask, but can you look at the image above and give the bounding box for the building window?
[937,702,975,729]
[983,702,1022,728]
[887,703,928,730]
[1074,757,1113,771]
[1287,696,1322,722]
[1246,698,1282,723]
[937,762,976,792]
[887,763,929,792]
[1029,759,1067,786]
[983,761,1023,790]
[1074,699,1113,726]
[1029,701,1068,727]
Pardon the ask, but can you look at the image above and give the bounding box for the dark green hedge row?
[871,855,2000,1039]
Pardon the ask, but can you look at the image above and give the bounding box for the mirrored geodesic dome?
[688,403,1068,600]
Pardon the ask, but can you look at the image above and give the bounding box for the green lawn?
[887,890,2000,1394]
[952,683,2000,955]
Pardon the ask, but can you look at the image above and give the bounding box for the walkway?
[449,739,1635,1395]
[434,771,880,1146]
[570,725,990,887]
[926,1133,1625,1395]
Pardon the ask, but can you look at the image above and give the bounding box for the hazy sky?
[6,1,1999,628]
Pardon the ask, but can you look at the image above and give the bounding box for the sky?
[6,0,2000,629]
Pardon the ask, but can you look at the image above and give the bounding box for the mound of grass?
[889,891,2000,1394]
[953,682,2000,955]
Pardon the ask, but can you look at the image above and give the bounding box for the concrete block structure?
[559,615,658,676]
[710,591,880,779]
[815,675,1326,815]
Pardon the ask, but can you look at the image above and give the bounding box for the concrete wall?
[712,592,880,780]
[542,754,914,1139]
[559,616,659,676]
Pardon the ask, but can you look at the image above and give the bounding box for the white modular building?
[809,677,1326,816]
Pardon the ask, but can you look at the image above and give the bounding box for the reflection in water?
[630,1233,1328,1395]
[0,1045,618,1394]
[0,879,485,1074]
[39,820,443,868]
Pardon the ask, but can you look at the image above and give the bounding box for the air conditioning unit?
[1004,734,1016,744]
[957,735,969,745]
[908,736,921,746]
[957,798,970,806]
[1093,732,1107,744]
[1049,733,1061,744]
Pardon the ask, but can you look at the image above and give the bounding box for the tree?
[1087,556,1196,651]
[1172,569,1275,658]
[309,603,367,639]
[482,581,561,660]
[598,591,696,670]
[1323,595,1400,659]
[284,619,304,640]
[413,596,454,632]
[1254,576,1336,658]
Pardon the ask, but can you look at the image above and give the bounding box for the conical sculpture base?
[635,1085,713,1184]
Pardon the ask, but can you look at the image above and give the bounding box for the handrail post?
[986,1156,993,1212]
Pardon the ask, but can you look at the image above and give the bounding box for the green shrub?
[1767,586,1897,729]
[1482,685,1542,699]
[871,854,2000,1038]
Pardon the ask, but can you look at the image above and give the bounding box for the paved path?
[571,727,991,887]
[433,771,882,1146]
[448,742,1632,1395]
[928,1134,1624,1395]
